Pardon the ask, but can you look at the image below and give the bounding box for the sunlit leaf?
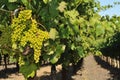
[49,28,58,40]
[57,1,67,12]
[8,0,17,2]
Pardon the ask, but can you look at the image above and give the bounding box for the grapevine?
[0,0,120,80]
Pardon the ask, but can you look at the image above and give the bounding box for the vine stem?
[0,9,12,13]
[30,18,48,31]
[37,22,48,31]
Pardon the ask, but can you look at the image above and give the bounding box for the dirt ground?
[72,55,120,80]
[0,55,120,80]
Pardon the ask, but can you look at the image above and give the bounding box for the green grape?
[12,43,17,49]
[18,56,25,66]
[11,10,49,64]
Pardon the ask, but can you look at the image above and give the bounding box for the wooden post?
[50,64,57,80]
[61,67,69,80]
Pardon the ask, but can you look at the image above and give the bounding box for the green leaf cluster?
[20,62,37,79]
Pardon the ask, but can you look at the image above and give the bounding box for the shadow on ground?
[94,56,120,80]
[0,67,19,78]
[0,59,83,80]
[39,58,83,80]
[0,63,19,79]
[39,71,76,80]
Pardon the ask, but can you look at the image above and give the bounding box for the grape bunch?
[18,56,25,66]
[11,10,49,63]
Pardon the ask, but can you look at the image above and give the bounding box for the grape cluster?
[11,10,49,63]
[18,56,25,66]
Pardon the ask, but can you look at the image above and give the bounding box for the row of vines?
[100,55,120,68]
[100,30,120,68]
[0,0,120,80]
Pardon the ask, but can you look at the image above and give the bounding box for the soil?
[0,55,120,80]
[72,55,120,80]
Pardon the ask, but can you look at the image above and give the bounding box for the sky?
[98,0,120,16]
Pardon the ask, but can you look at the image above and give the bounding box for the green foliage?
[20,62,37,79]
[0,25,11,46]
[0,25,12,54]
[50,44,65,64]
[49,28,58,40]
[8,0,17,3]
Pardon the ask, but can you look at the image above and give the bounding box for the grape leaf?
[8,0,17,2]
[49,28,58,40]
